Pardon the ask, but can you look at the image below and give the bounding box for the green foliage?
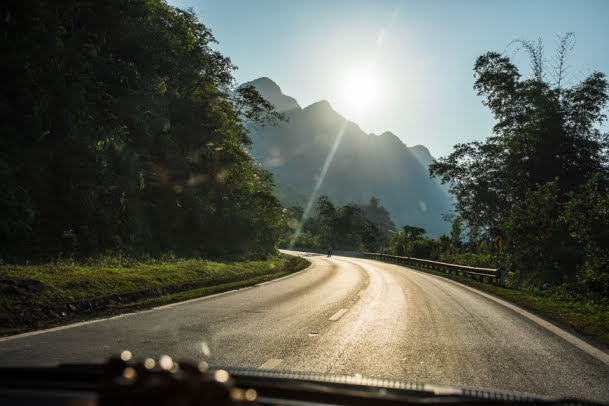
[280,196,390,252]
[358,196,397,234]
[431,36,609,240]
[402,225,426,240]
[561,177,609,295]
[384,224,436,258]
[448,216,462,248]
[1,0,284,260]
[436,251,494,268]
[290,231,321,249]
[0,254,295,303]
[502,180,580,283]
[428,35,609,294]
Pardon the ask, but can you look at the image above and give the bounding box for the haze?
[167,0,609,158]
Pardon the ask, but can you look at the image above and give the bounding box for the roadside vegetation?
[430,34,608,296]
[383,35,609,296]
[0,254,309,335]
[1,1,312,335]
[1,0,287,261]
[279,196,395,252]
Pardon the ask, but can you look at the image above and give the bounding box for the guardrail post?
[499,268,506,287]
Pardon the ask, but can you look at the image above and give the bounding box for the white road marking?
[258,358,283,369]
[329,308,348,321]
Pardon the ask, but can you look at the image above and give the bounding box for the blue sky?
[168,0,609,158]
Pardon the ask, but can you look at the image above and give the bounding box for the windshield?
[1,0,609,404]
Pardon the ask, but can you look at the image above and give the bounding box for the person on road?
[327,244,332,257]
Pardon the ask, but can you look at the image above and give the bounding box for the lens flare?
[289,119,349,248]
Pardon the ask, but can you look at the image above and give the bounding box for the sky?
[168,0,609,159]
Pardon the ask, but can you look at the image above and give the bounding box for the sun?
[337,66,381,117]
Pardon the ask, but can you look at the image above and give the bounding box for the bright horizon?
[168,0,609,158]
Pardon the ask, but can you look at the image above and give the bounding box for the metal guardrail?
[363,253,506,287]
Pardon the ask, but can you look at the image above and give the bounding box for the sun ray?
[288,119,349,249]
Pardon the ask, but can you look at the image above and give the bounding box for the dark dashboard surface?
[1,359,605,406]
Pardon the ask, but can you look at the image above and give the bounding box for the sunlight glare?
[288,119,349,249]
[337,66,381,117]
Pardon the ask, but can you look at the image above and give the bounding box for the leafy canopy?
[1,0,284,259]
[429,34,609,288]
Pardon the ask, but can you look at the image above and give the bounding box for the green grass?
[376,259,609,348]
[0,254,309,335]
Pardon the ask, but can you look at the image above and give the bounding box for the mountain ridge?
[245,77,301,113]
[243,77,452,235]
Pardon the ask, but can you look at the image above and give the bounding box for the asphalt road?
[1,251,608,402]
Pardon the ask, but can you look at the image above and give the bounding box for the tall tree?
[1,0,283,259]
[430,35,609,240]
[429,35,609,284]
[358,196,396,235]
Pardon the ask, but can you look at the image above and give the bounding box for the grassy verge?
[0,254,310,336]
[376,259,609,348]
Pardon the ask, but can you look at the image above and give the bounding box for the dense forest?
[385,35,609,296]
[280,196,395,252]
[1,1,286,259]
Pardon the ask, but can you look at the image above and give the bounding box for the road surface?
[1,252,608,401]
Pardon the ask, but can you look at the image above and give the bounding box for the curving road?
[1,251,608,401]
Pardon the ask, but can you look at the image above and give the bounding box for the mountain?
[243,78,452,236]
[408,144,435,168]
[246,77,301,113]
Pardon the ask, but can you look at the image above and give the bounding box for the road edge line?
[365,258,609,367]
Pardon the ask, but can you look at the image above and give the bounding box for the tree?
[449,216,463,252]
[358,196,397,236]
[502,176,609,289]
[429,35,608,283]
[385,225,430,257]
[502,180,579,283]
[282,197,385,251]
[317,196,337,247]
[431,36,608,243]
[561,176,609,295]
[1,0,284,259]
[402,225,426,241]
